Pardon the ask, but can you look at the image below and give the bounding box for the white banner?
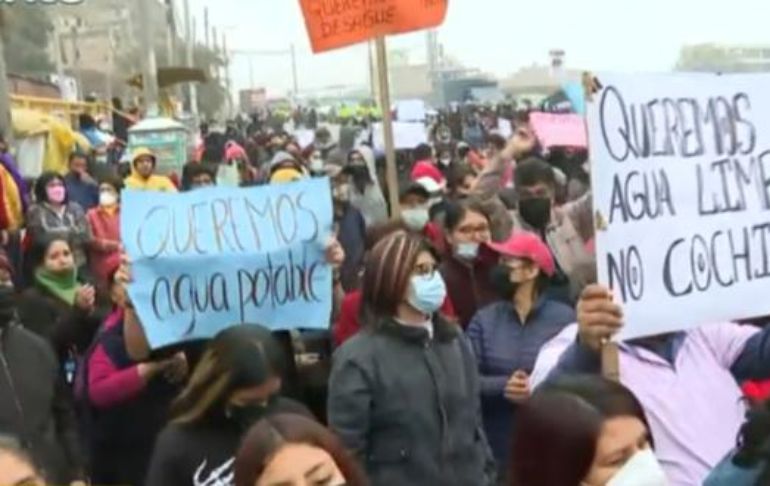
[373,122,428,152]
[588,72,770,339]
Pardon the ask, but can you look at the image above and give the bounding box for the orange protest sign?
[299,0,449,53]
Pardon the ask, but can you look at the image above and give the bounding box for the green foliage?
[0,5,54,76]
[676,44,770,73]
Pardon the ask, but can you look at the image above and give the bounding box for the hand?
[70,481,88,486]
[0,230,9,246]
[137,361,164,381]
[105,240,121,252]
[162,352,189,384]
[74,285,96,311]
[577,284,624,352]
[115,252,132,286]
[504,370,530,403]
[324,237,345,268]
[502,126,537,161]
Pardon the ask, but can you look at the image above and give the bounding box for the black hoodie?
[0,323,86,483]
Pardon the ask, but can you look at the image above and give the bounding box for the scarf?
[35,267,79,305]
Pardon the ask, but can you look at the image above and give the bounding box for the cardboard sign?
[530,112,588,148]
[372,121,428,152]
[587,72,770,339]
[121,180,334,349]
[299,0,449,53]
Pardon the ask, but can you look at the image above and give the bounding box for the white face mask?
[605,449,667,486]
[99,191,117,207]
[402,207,430,231]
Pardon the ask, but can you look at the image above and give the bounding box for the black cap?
[400,182,430,201]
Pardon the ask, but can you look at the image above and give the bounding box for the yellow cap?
[131,147,156,164]
[270,168,304,184]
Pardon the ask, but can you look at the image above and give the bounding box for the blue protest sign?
[121,178,334,349]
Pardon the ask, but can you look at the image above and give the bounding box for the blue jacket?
[704,453,763,486]
[466,296,576,467]
[64,173,99,212]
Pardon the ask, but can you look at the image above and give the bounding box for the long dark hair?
[731,401,770,484]
[170,324,285,425]
[234,414,368,486]
[34,171,67,205]
[511,375,652,486]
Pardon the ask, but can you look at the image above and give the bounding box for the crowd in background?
[0,98,769,486]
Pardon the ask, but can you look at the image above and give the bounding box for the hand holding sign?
[577,285,624,352]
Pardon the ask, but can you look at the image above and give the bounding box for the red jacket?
[87,206,120,288]
[333,290,456,347]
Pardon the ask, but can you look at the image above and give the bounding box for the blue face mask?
[455,242,479,261]
[407,273,447,315]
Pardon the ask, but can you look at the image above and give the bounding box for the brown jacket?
[473,154,596,297]
[439,250,500,328]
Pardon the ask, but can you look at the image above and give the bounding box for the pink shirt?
[532,322,758,486]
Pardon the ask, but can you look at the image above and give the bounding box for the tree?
[676,44,770,73]
[0,5,53,76]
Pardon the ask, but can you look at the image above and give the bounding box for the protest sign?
[497,119,513,139]
[121,179,334,349]
[373,121,427,152]
[530,112,587,149]
[299,0,449,53]
[395,99,427,122]
[294,129,316,149]
[587,72,770,340]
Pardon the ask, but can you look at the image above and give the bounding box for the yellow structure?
[11,108,92,175]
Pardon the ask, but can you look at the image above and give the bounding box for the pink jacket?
[87,309,145,409]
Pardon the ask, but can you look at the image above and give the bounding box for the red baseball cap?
[486,232,556,277]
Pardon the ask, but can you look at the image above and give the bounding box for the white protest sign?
[373,121,428,151]
[395,99,427,122]
[588,72,770,340]
[498,118,513,139]
[294,129,316,149]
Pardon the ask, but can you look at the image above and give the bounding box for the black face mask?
[0,285,16,329]
[518,197,552,230]
[226,400,272,430]
[490,265,519,300]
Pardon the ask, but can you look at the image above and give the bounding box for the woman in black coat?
[328,232,496,486]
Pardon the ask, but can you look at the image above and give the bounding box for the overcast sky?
[188,0,769,97]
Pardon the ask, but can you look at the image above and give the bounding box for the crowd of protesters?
[0,95,768,486]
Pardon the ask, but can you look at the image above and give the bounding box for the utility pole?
[138,0,160,116]
[203,7,210,49]
[105,27,115,103]
[375,37,400,216]
[51,20,68,100]
[165,0,176,67]
[222,32,233,117]
[70,20,83,99]
[183,0,198,115]
[0,9,12,142]
[290,43,299,97]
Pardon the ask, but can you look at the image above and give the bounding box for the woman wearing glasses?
[328,231,495,486]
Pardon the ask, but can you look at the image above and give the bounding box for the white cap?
[415,176,442,195]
